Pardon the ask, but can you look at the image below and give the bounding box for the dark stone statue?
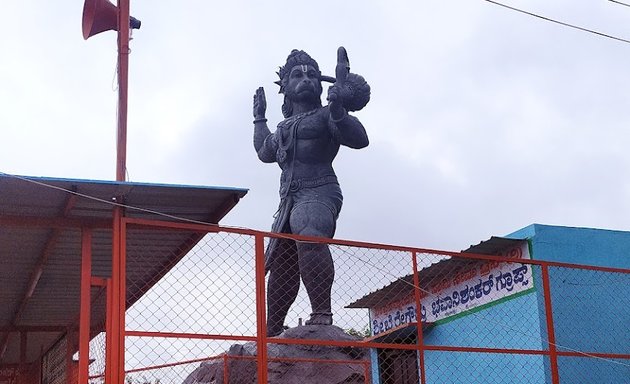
[253,47,370,337]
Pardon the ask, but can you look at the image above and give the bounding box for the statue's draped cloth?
[264,112,343,272]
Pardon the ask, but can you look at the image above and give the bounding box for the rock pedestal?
[183,325,369,384]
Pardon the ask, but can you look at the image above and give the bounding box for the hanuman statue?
[252,47,370,337]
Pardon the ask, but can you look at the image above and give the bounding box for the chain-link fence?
[118,220,630,384]
[546,264,630,383]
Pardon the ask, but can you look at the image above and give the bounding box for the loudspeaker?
[82,0,141,40]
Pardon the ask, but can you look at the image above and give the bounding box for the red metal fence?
[78,218,629,384]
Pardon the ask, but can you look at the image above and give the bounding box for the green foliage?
[345,325,371,338]
[125,375,160,384]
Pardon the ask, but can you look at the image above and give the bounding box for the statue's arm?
[330,112,369,149]
[254,123,278,163]
[327,85,368,149]
[252,87,277,163]
[328,105,370,149]
[330,113,369,149]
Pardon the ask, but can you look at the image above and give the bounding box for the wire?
[610,0,630,8]
[0,171,218,226]
[1,170,629,369]
[112,60,119,92]
[0,171,296,241]
[484,0,630,45]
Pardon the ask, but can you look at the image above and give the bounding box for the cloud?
[3,0,630,251]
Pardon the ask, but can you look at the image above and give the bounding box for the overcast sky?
[2,0,630,252]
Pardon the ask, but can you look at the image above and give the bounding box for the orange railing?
[80,217,629,384]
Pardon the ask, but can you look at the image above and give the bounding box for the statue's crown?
[276,50,321,85]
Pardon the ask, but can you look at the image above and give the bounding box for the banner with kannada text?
[370,241,534,336]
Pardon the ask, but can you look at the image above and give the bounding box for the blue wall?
[507,224,630,383]
[508,224,630,269]
[422,290,546,383]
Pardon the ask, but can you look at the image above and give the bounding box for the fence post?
[411,252,427,384]
[78,228,92,384]
[105,277,112,384]
[109,207,127,384]
[363,360,370,384]
[223,354,229,384]
[541,264,560,384]
[254,234,268,384]
[119,217,127,384]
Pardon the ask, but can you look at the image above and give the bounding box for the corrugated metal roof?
[462,236,524,256]
[0,174,247,366]
[346,237,524,309]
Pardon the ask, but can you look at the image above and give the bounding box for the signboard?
[370,241,534,336]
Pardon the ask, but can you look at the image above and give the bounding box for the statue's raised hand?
[327,86,345,120]
[253,87,267,120]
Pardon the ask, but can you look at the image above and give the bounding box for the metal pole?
[223,354,229,384]
[254,234,268,384]
[411,252,427,384]
[113,4,130,382]
[78,228,92,384]
[109,208,127,384]
[105,278,113,384]
[117,217,127,384]
[116,0,130,182]
[110,208,122,384]
[541,265,560,384]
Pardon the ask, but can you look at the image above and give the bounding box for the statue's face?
[285,64,322,103]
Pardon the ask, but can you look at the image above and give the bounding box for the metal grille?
[87,332,106,384]
[117,220,629,384]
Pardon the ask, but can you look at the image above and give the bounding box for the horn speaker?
[82,0,141,40]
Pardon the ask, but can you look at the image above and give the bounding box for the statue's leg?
[266,239,299,336]
[297,242,334,325]
[289,202,336,325]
